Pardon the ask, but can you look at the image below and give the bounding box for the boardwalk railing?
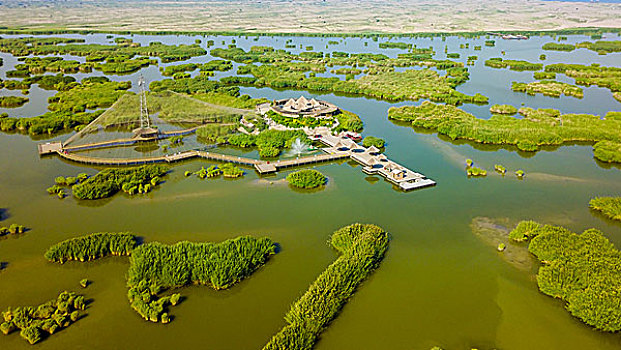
[55,148,348,174]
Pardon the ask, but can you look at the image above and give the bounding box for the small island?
[286,169,327,189]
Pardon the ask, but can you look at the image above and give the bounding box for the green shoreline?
[0,26,619,38]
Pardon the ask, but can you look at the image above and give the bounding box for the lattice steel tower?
[138,75,150,129]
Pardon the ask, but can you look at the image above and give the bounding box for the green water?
[1,33,621,349]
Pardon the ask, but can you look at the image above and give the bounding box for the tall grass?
[263,223,389,350]
[45,232,137,263]
[388,101,621,159]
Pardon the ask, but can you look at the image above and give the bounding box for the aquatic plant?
[589,196,621,221]
[0,224,26,237]
[0,96,29,108]
[127,236,276,322]
[45,232,137,263]
[494,164,507,174]
[362,136,385,148]
[489,104,517,115]
[387,102,621,157]
[286,169,327,189]
[466,167,487,177]
[484,58,542,71]
[593,140,621,163]
[544,63,620,94]
[379,42,411,49]
[0,291,85,345]
[72,165,167,200]
[508,220,541,242]
[196,124,238,144]
[220,163,244,178]
[533,71,555,80]
[263,223,388,350]
[512,80,583,98]
[512,221,621,332]
[542,42,575,51]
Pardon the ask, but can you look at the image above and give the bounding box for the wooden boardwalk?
[55,147,348,174]
[45,129,434,191]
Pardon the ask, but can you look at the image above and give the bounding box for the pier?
[40,130,435,191]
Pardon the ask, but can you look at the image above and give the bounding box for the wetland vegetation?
[589,197,621,221]
[286,169,327,189]
[263,223,388,350]
[1,291,85,345]
[484,58,542,71]
[509,221,621,332]
[543,40,621,54]
[511,80,584,98]
[45,232,137,263]
[0,26,621,350]
[362,136,385,149]
[0,96,29,108]
[71,165,167,199]
[0,224,26,237]
[127,236,276,322]
[388,102,621,158]
[489,104,518,115]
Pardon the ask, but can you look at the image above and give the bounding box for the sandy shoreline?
[0,0,620,34]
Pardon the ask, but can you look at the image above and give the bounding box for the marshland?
[1,27,621,350]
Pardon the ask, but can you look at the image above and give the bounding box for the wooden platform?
[37,141,63,155]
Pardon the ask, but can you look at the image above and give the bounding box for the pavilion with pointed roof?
[270,95,339,118]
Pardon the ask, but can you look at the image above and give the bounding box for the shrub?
[489,104,517,115]
[589,196,621,221]
[1,291,84,345]
[508,220,541,241]
[286,170,326,189]
[72,165,167,200]
[362,136,385,148]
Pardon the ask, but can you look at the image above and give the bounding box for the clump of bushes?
[221,163,244,178]
[126,236,276,322]
[0,224,26,237]
[508,220,541,241]
[227,129,310,158]
[494,164,506,174]
[466,167,487,177]
[589,196,621,221]
[263,223,389,349]
[286,169,326,189]
[1,291,85,345]
[362,136,385,148]
[71,165,167,199]
[593,140,621,163]
[194,165,221,179]
[0,96,29,108]
[45,232,137,263]
[511,221,621,332]
[489,104,517,115]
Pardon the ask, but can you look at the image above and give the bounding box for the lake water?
[1,32,621,350]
